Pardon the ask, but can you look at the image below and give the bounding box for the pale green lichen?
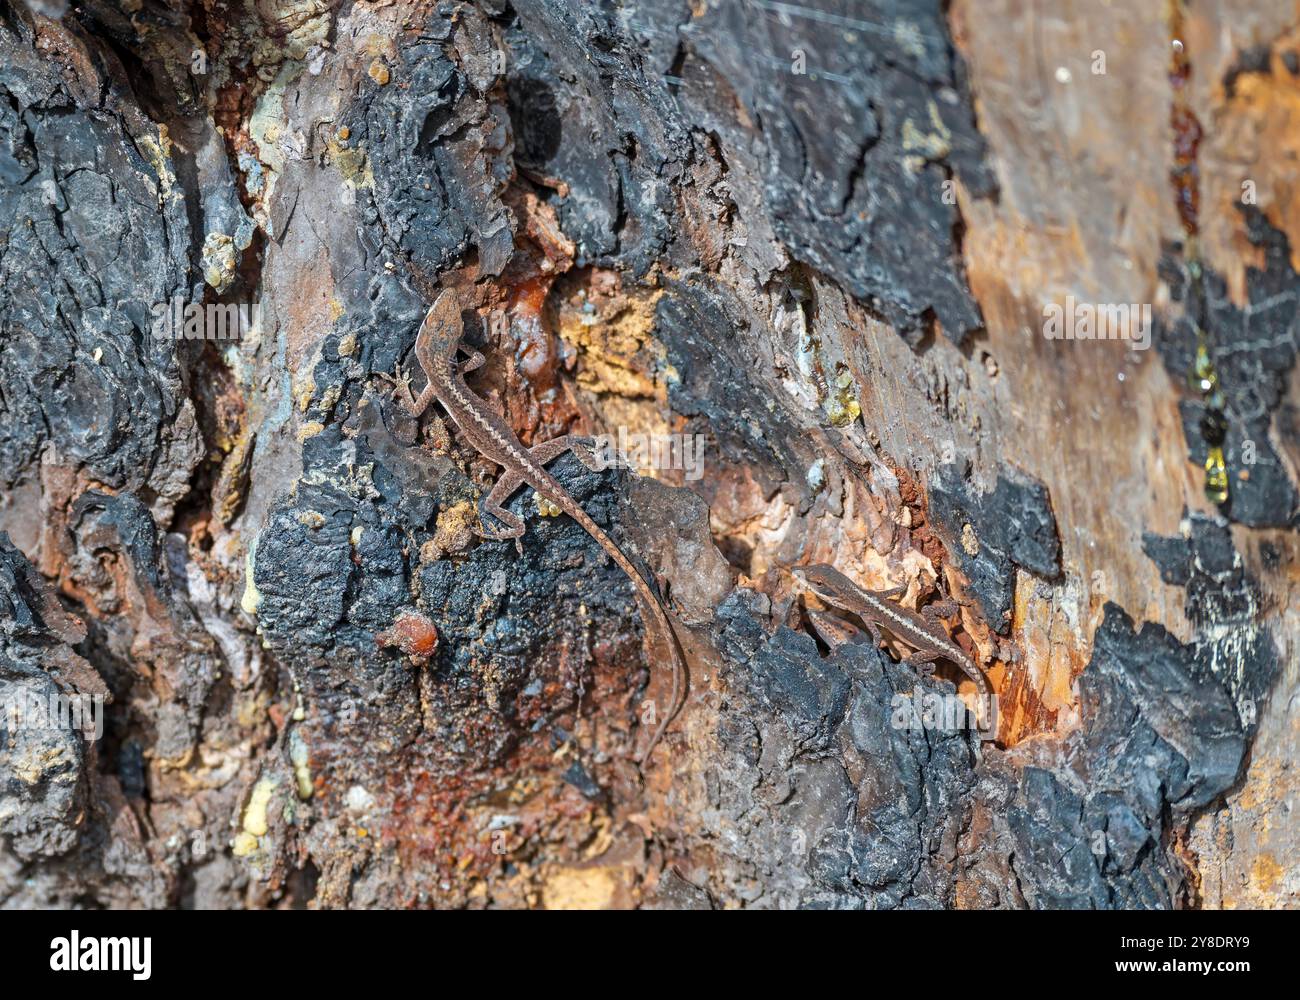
[827,363,861,427]
[901,100,952,173]
[791,297,861,427]
[331,139,375,205]
[891,19,928,59]
[247,62,306,235]
[137,124,179,204]
[249,0,333,78]
[240,543,262,615]
[289,730,313,800]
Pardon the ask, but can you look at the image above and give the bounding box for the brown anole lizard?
[792,563,993,732]
[388,290,686,766]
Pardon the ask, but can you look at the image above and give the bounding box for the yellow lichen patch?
[368,58,390,85]
[201,232,239,293]
[425,501,477,559]
[297,510,326,530]
[891,17,928,58]
[235,689,271,730]
[243,777,276,837]
[1250,853,1283,896]
[827,363,861,427]
[328,136,374,194]
[12,744,73,785]
[901,100,952,172]
[295,374,317,412]
[213,428,254,526]
[137,123,177,202]
[249,0,332,69]
[289,731,313,800]
[297,420,325,442]
[534,493,562,517]
[165,745,245,792]
[233,775,278,856]
[360,32,397,60]
[337,332,358,357]
[791,304,860,427]
[541,865,626,910]
[555,287,667,402]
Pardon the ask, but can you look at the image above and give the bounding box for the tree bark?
[0,0,1294,909]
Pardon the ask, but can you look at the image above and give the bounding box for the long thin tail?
[566,505,685,767]
[958,650,993,736]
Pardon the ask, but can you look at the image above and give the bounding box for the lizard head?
[416,289,465,361]
[791,563,852,604]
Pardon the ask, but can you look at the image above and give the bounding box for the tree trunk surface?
[0,0,1294,909]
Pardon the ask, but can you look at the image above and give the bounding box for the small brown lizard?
[791,563,992,731]
[388,289,685,765]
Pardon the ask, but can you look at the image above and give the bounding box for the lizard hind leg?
[903,648,940,680]
[477,470,526,556]
[473,436,606,557]
[526,434,602,472]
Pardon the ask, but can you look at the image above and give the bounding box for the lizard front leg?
[921,599,961,625]
[806,609,864,651]
[906,647,989,733]
[457,346,486,375]
[374,365,435,418]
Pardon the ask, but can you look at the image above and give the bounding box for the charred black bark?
[0,0,1289,911]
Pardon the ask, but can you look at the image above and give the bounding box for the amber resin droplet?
[1189,342,1218,394]
[1204,446,1229,505]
